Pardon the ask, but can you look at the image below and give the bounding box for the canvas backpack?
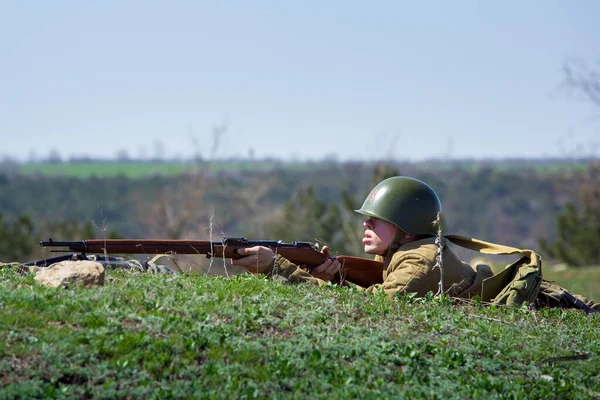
[445,235,598,313]
[445,235,543,306]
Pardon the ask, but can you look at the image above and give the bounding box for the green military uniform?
[368,237,493,298]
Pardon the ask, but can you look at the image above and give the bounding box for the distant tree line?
[1,161,598,266]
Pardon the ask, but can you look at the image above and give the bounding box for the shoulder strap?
[444,234,539,262]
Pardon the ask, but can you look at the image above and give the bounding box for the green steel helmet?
[355,176,442,235]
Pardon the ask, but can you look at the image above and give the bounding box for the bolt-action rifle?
[36,238,384,287]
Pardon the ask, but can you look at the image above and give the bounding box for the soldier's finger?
[312,258,333,274]
[231,254,258,267]
[326,260,341,274]
[236,246,260,256]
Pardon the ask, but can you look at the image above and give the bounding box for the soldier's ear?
[403,233,416,240]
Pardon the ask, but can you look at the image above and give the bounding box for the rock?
[28,265,41,274]
[35,260,105,288]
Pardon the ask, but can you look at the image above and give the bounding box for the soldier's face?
[362,217,399,255]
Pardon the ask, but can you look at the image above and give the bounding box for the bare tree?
[139,120,230,240]
[563,59,600,107]
[135,118,277,275]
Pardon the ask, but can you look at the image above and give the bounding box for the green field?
[14,159,594,179]
[19,162,196,178]
[1,267,599,399]
[17,161,320,178]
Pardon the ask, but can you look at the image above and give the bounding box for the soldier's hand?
[299,246,332,272]
[310,257,341,282]
[231,246,275,274]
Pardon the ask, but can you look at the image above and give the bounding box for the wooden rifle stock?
[332,256,384,287]
[39,238,384,287]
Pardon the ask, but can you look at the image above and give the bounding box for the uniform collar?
[395,235,441,252]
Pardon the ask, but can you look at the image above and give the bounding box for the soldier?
[232,176,599,312]
[232,176,493,299]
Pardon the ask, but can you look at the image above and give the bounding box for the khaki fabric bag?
[445,235,543,306]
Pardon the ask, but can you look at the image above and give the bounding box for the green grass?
[1,269,600,399]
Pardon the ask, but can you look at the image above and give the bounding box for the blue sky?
[1,1,599,162]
